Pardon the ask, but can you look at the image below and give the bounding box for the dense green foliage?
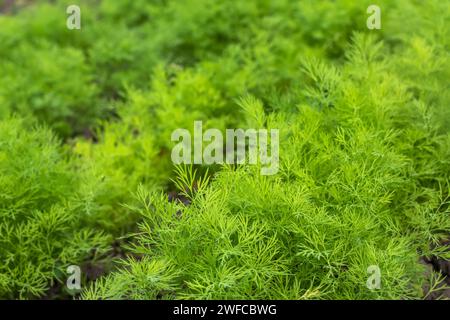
[0,0,448,299]
[0,118,111,298]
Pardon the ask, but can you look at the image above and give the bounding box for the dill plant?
[83,32,449,300]
[0,118,111,299]
[0,0,448,300]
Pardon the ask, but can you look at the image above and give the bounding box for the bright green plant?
[82,24,449,298]
[0,0,448,300]
[0,117,111,299]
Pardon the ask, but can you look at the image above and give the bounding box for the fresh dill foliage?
[0,0,448,299]
[0,118,112,299]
